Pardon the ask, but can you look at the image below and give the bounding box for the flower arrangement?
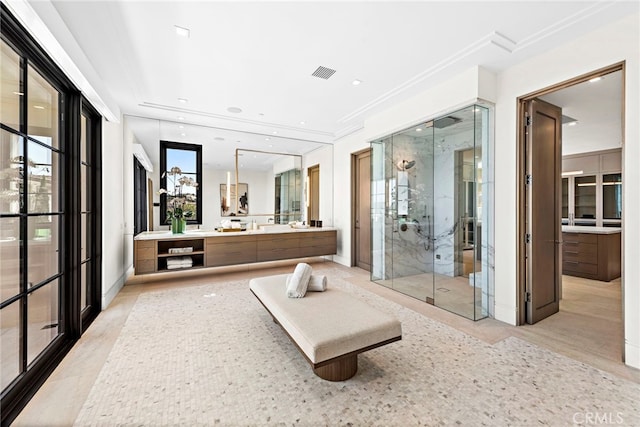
[159,166,198,222]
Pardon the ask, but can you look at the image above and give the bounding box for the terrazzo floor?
[13,262,640,426]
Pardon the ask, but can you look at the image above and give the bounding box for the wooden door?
[354,150,371,270]
[525,98,562,324]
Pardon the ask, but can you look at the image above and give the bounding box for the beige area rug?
[74,276,640,426]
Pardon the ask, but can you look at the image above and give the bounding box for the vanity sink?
[259,224,292,232]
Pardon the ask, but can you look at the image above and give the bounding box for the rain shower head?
[396,160,416,171]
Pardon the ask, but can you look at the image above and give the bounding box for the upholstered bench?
[249,274,402,381]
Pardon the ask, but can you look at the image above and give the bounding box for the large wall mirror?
[123,115,332,231]
[235,149,302,223]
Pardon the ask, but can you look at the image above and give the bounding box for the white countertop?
[134,226,336,240]
[562,225,621,234]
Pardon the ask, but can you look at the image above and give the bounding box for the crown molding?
[139,102,334,139]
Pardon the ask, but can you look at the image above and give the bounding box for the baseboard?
[332,255,350,267]
[102,269,128,309]
[493,302,517,326]
[624,341,640,370]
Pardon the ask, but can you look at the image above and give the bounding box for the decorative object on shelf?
[171,217,186,234]
[159,166,198,233]
[220,182,249,216]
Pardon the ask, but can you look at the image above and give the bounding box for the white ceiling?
[540,70,622,155]
[43,1,636,161]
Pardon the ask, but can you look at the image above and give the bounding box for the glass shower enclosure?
[371,104,492,320]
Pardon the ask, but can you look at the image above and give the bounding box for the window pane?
[0,129,23,214]
[81,212,91,261]
[80,114,87,164]
[28,215,59,287]
[166,148,196,173]
[1,41,22,130]
[27,65,59,150]
[1,300,21,391]
[0,217,20,301]
[28,141,59,213]
[81,260,90,310]
[27,279,59,365]
[81,164,89,213]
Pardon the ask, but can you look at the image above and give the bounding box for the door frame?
[351,148,372,268]
[516,61,626,327]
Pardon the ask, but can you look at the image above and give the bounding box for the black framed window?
[1,5,102,424]
[159,141,202,225]
[133,157,148,235]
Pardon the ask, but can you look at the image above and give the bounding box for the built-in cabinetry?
[134,229,337,274]
[561,228,621,281]
[562,149,621,227]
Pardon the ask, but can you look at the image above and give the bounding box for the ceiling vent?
[311,66,337,80]
[434,116,461,129]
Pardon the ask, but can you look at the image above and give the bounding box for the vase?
[171,217,186,234]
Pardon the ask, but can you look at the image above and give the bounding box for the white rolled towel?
[286,263,312,298]
[286,274,327,292]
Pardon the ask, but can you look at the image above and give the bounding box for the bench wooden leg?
[313,355,358,381]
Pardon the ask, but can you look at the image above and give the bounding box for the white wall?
[333,66,495,266]
[101,118,126,308]
[303,145,334,227]
[494,13,639,368]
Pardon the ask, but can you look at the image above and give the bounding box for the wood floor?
[12,262,639,426]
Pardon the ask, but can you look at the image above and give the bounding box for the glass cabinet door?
[602,173,622,226]
[574,175,596,226]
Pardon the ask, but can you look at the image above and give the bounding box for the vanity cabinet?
[134,229,337,275]
[562,230,621,281]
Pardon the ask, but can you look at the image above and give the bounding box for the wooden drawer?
[206,241,256,267]
[136,246,156,261]
[257,247,301,262]
[256,235,299,251]
[300,244,337,257]
[135,259,156,274]
[563,260,598,276]
[209,251,257,267]
[563,250,597,265]
[205,235,256,245]
[562,232,597,244]
[299,232,336,248]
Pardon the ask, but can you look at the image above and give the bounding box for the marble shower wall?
[385,134,434,280]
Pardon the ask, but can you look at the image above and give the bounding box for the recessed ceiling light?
[33,105,45,110]
[174,25,190,38]
[416,128,423,132]
[589,76,603,83]
[272,131,278,135]
[178,98,188,104]
[180,133,186,136]
[269,144,273,148]
[179,125,184,129]
[352,79,362,86]
[227,107,242,114]
[300,121,305,125]
[568,121,578,126]
[177,116,185,121]
[265,137,270,141]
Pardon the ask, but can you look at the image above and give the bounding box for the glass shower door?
[432,105,489,320]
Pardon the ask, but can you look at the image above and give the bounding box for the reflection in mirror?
[123,115,332,230]
[235,149,302,223]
